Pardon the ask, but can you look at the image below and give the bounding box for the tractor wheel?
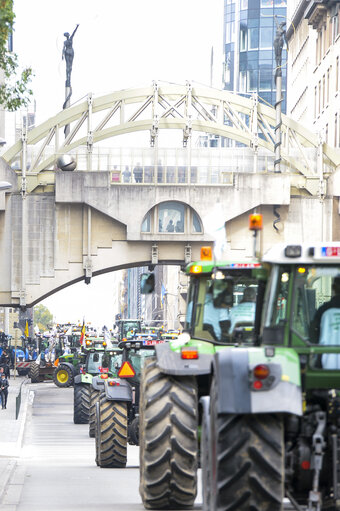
[73,383,91,424]
[210,376,284,511]
[95,394,127,468]
[200,397,211,511]
[53,364,73,388]
[29,362,40,383]
[129,417,139,446]
[89,389,100,438]
[139,357,198,510]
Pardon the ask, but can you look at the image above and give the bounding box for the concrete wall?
[0,164,337,306]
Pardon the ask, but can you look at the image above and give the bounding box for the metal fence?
[15,378,27,420]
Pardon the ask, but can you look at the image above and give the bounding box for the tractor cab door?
[262,263,340,390]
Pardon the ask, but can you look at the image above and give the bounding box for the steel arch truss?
[3,82,339,183]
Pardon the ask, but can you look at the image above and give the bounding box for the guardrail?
[15,378,27,420]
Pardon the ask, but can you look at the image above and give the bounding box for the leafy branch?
[0,0,33,111]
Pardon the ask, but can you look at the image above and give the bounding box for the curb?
[0,380,34,505]
[0,458,17,506]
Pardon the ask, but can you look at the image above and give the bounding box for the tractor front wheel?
[139,357,198,509]
[53,364,73,388]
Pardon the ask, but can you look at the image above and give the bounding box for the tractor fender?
[91,375,106,391]
[59,361,77,376]
[155,342,212,376]
[74,373,93,385]
[212,348,302,416]
[103,379,132,402]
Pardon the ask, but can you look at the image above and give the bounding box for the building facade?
[287,0,340,147]
[224,0,287,112]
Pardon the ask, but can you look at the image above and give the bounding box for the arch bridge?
[0,82,339,307]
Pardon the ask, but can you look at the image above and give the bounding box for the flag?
[24,320,29,338]
[161,284,167,309]
[79,319,86,344]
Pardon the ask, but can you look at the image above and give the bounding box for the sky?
[11,0,224,328]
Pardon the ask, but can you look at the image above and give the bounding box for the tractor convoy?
[16,228,340,511]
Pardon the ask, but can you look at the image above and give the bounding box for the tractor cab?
[261,243,340,390]
[185,254,267,346]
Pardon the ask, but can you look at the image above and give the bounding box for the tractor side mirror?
[140,273,155,294]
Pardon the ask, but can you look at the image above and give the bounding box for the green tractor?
[114,318,143,342]
[53,331,84,388]
[203,242,340,511]
[138,251,267,509]
[73,338,109,424]
[94,334,164,468]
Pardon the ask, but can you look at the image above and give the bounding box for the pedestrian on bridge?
[0,373,9,409]
[133,163,143,183]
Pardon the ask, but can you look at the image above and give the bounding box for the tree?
[34,304,53,332]
[0,0,33,111]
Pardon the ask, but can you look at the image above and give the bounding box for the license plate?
[143,340,164,345]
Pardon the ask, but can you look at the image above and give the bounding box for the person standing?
[133,162,143,183]
[0,373,9,409]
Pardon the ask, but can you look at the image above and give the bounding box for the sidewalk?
[0,373,32,502]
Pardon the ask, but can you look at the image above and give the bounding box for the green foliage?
[34,304,53,332]
[0,0,33,111]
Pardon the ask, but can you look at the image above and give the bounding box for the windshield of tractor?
[108,352,123,377]
[121,321,141,339]
[263,264,340,369]
[86,351,104,373]
[186,270,260,344]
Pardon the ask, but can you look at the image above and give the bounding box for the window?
[335,113,338,147]
[259,66,272,91]
[314,86,317,117]
[325,123,329,144]
[337,56,339,91]
[192,212,202,233]
[261,0,273,6]
[327,68,330,103]
[322,74,325,109]
[260,26,273,49]
[248,27,259,50]
[142,202,202,235]
[239,70,247,92]
[318,80,321,114]
[158,202,185,233]
[247,69,258,91]
[241,0,248,9]
[240,27,247,51]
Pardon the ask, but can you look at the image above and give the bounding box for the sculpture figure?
[273,19,287,77]
[62,25,79,87]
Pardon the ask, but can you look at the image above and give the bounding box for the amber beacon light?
[249,214,263,231]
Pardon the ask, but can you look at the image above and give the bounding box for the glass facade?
[223,0,287,113]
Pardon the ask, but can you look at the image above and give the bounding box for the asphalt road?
[1,383,202,511]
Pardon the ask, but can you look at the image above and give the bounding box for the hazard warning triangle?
[118,361,135,378]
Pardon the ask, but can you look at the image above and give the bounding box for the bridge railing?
[9,145,320,184]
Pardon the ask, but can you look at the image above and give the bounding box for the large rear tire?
[73,383,91,424]
[200,397,211,511]
[95,394,127,468]
[53,364,73,388]
[29,362,40,383]
[89,389,100,438]
[210,376,284,511]
[139,357,198,509]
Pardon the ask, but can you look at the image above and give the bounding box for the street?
[0,382,202,511]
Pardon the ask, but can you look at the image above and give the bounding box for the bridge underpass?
[0,82,339,307]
